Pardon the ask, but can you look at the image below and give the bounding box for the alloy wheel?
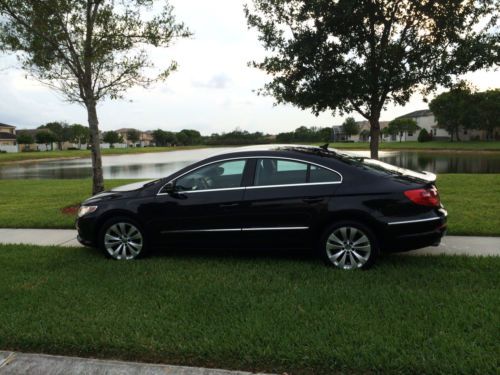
[326,226,372,270]
[104,222,143,260]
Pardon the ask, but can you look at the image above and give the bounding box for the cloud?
[192,73,232,89]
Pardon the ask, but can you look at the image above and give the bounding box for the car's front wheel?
[320,221,378,270]
[99,217,147,260]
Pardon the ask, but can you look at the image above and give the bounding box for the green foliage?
[102,131,123,146]
[15,132,33,145]
[152,129,177,146]
[126,129,141,145]
[245,0,499,158]
[418,128,432,143]
[176,129,202,146]
[276,126,331,143]
[341,117,359,138]
[429,82,475,141]
[472,89,500,140]
[35,129,57,149]
[206,130,271,145]
[387,118,419,142]
[0,0,191,103]
[68,124,89,146]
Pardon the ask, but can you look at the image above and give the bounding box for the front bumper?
[76,216,98,248]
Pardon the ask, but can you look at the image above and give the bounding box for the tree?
[103,131,122,148]
[68,124,90,149]
[0,1,190,194]
[418,128,432,143]
[16,132,33,150]
[387,118,419,142]
[38,121,70,150]
[474,89,500,140]
[245,0,499,159]
[35,130,57,150]
[126,129,141,146]
[152,129,177,146]
[341,117,359,140]
[177,129,202,145]
[429,83,474,141]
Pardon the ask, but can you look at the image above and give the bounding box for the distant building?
[115,128,153,147]
[396,109,449,141]
[0,122,18,152]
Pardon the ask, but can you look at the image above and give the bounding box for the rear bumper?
[381,209,447,253]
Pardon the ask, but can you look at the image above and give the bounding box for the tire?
[98,216,148,260]
[319,220,378,270]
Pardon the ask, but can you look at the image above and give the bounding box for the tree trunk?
[369,118,380,159]
[85,100,105,195]
[456,128,461,141]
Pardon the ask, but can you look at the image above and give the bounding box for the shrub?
[418,128,432,142]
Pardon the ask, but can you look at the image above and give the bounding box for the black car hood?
[83,180,157,204]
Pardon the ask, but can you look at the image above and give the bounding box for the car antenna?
[319,143,329,150]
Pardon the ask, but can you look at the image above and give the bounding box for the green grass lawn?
[0,145,208,164]
[0,174,499,236]
[0,245,498,374]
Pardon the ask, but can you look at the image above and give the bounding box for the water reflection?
[0,147,499,179]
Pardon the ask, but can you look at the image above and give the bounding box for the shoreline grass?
[1,141,500,165]
[0,245,498,374]
[0,145,209,164]
[1,174,499,236]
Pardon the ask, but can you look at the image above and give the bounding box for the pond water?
[0,147,499,179]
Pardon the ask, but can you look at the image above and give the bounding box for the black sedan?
[76,145,447,269]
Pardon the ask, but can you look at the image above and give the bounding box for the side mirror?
[163,182,175,194]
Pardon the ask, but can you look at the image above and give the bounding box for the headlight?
[78,205,98,218]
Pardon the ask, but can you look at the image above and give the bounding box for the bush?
[418,128,432,142]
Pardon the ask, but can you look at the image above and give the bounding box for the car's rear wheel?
[320,221,378,270]
[99,217,147,260]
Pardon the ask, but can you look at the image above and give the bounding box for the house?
[115,128,153,147]
[0,122,18,152]
[396,109,450,141]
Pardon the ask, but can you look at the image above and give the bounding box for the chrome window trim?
[161,226,309,234]
[387,217,442,226]
[157,156,343,195]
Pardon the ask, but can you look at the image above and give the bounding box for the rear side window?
[254,159,307,186]
[310,165,342,183]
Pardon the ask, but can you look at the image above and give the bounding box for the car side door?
[147,159,250,248]
[241,158,342,248]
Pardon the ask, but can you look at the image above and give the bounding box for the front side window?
[175,160,246,191]
[254,159,308,186]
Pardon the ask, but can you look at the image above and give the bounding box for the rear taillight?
[404,187,440,207]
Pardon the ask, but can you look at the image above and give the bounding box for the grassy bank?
[0,174,499,236]
[0,244,498,374]
[0,145,208,164]
[324,140,500,151]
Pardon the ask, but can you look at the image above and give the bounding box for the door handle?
[303,197,323,204]
[220,203,239,208]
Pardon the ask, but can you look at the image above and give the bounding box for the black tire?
[98,216,148,260]
[319,220,379,270]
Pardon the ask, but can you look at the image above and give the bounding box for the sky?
[0,0,498,135]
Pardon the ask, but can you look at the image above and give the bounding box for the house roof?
[0,122,16,128]
[0,132,16,140]
[398,109,433,119]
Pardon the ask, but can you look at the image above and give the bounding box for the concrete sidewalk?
[0,228,498,256]
[0,351,271,375]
